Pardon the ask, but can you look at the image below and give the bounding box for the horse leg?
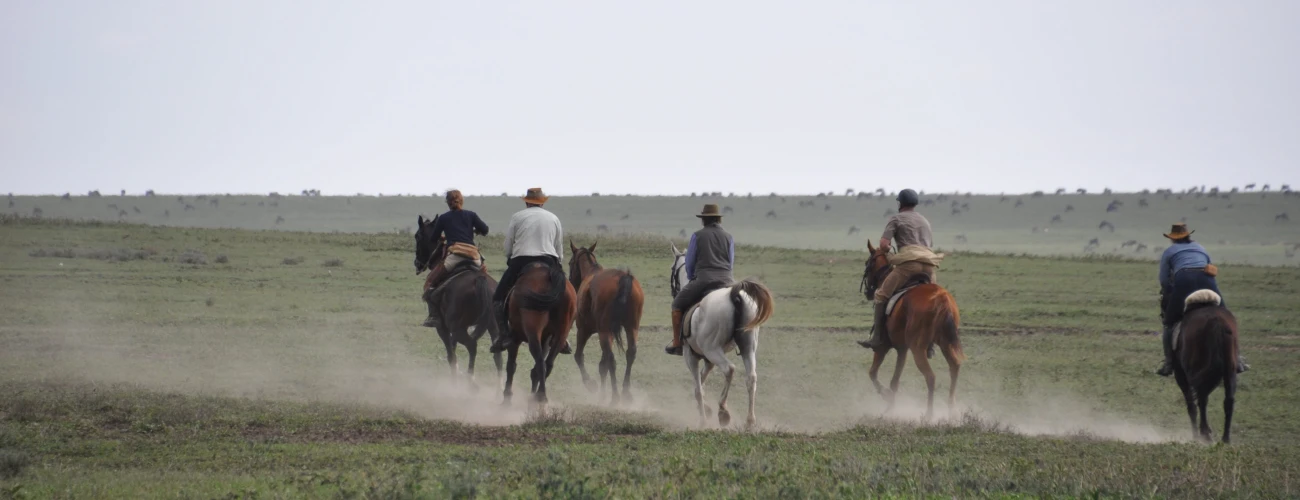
[700,360,716,421]
[1173,367,1198,438]
[462,334,480,392]
[437,327,458,377]
[1197,390,1213,442]
[622,327,638,403]
[911,344,938,420]
[540,337,562,416]
[867,348,888,398]
[502,344,519,407]
[705,351,737,428]
[941,344,962,416]
[1223,374,1237,444]
[737,331,758,430]
[686,348,706,427]
[574,327,598,392]
[886,348,908,413]
[599,332,619,406]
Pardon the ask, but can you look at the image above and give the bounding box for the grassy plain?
[1,216,1299,498]
[7,190,1299,266]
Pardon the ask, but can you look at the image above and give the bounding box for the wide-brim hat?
[1163,223,1194,240]
[522,187,549,205]
[696,204,723,218]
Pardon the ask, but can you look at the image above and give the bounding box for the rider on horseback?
[488,187,572,355]
[857,189,942,350]
[1156,223,1248,376]
[422,190,489,326]
[665,204,735,356]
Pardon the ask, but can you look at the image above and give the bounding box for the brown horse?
[1172,290,1238,443]
[567,241,644,405]
[502,259,577,411]
[414,217,502,387]
[861,241,965,419]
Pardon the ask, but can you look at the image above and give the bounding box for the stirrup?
[664,345,683,356]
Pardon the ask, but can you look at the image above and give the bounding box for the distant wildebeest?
[1139,199,1149,207]
[1262,184,1271,192]
[1076,188,1087,195]
[274,216,285,224]
[765,210,777,219]
[88,190,101,197]
[177,196,185,204]
[1135,244,1148,253]
[1032,191,1044,198]
[845,189,856,196]
[1121,240,1138,249]
[999,195,1009,203]
[585,208,592,216]
[960,202,969,211]
[1088,238,1100,246]
[60,193,71,201]
[816,193,827,199]
[32,207,42,217]
[145,190,155,197]
[1099,221,1115,232]
[1103,188,1113,195]
[798,200,815,208]
[210,199,219,208]
[183,204,196,211]
[620,214,630,220]
[824,204,831,212]
[847,226,860,236]
[1277,213,1290,223]
[1245,183,1256,191]
[117,209,128,218]
[1106,201,1121,213]
[1014,199,1024,208]
[1065,205,1074,212]
[1055,188,1066,195]
[955,234,968,243]
[132,206,141,214]
[1050,215,1062,224]
[597,224,610,233]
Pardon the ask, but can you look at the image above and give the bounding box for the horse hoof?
[745,417,757,430]
[718,408,731,427]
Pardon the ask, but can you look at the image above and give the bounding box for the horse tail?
[470,273,494,341]
[608,272,635,354]
[1188,308,1237,388]
[730,279,775,332]
[515,261,567,311]
[937,291,966,363]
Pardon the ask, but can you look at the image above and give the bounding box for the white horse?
[669,243,775,428]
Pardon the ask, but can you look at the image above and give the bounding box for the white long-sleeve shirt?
[503,206,563,261]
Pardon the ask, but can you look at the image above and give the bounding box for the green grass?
[2,216,1299,498]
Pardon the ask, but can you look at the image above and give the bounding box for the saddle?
[679,282,729,341]
[885,273,933,316]
[424,260,482,302]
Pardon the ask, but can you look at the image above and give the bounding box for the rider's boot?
[489,300,512,353]
[1156,324,1175,376]
[664,309,684,355]
[857,302,891,350]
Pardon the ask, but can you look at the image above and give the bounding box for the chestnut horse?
[502,259,577,412]
[568,241,644,405]
[1172,290,1238,443]
[414,216,502,387]
[861,241,965,419]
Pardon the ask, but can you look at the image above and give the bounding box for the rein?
[860,252,892,299]
[670,257,686,298]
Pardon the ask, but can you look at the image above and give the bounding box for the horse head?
[567,240,600,291]
[413,214,445,274]
[862,241,893,299]
[669,242,688,298]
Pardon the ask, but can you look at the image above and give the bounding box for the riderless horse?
[568,241,644,405]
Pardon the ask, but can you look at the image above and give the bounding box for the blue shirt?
[1160,242,1211,288]
[431,209,489,246]
[684,232,735,280]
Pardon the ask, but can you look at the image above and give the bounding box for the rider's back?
[884,211,933,249]
[507,207,563,259]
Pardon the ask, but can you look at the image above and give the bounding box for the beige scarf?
[889,245,945,267]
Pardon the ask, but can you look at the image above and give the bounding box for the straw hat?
[1163,223,1194,240]
[522,187,549,205]
[696,204,723,218]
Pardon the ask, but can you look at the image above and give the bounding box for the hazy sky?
[3,1,1297,196]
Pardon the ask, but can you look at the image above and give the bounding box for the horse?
[501,257,577,412]
[414,215,502,388]
[1171,290,1239,443]
[567,241,644,405]
[669,244,776,429]
[861,241,965,419]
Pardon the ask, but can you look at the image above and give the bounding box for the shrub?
[322,258,344,267]
[282,256,304,265]
[178,250,207,265]
[214,254,229,264]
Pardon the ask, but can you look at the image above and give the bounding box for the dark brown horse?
[1172,290,1238,443]
[861,241,965,419]
[502,259,577,412]
[567,241,644,405]
[414,216,502,387]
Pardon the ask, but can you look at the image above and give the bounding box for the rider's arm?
[728,236,735,267]
[503,216,517,261]
[880,217,897,251]
[684,233,698,280]
[554,217,564,262]
[879,237,891,251]
[472,212,489,236]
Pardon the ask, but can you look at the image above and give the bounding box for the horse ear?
[671,242,680,255]
[418,215,425,226]
[589,241,597,253]
[867,240,875,253]
[570,240,578,254]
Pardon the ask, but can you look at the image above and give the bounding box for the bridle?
[860,251,893,299]
[568,248,601,291]
[670,255,686,298]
